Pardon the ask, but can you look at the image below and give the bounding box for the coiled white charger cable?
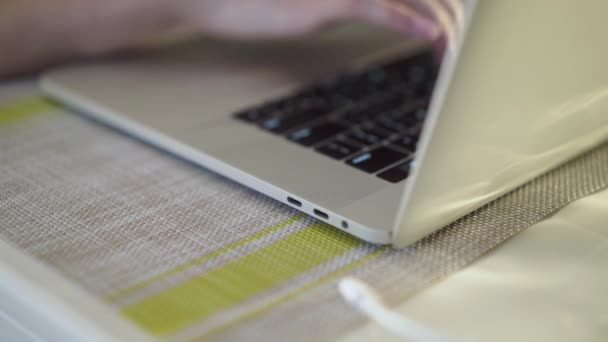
[339,277,458,342]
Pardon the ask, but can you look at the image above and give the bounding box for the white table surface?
[344,187,608,341]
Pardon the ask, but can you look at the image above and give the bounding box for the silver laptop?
[40,0,608,247]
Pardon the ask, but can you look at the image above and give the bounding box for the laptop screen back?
[395,0,608,246]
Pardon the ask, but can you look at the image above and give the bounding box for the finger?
[402,0,462,28]
[439,0,465,29]
[348,0,441,40]
[432,34,447,61]
[398,0,462,51]
[417,0,458,54]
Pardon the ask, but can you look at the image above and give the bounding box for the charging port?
[287,197,302,207]
[313,209,329,220]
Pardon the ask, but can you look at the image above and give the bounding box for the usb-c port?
[313,209,329,220]
[287,197,302,207]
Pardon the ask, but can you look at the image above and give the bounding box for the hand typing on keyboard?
[0,0,460,77]
[187,0,445,39]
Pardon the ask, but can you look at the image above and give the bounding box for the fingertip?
[411,17,441,40]
[350,0,441,41]
[433,37,447,62]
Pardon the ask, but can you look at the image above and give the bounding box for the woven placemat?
[1,93,607,341]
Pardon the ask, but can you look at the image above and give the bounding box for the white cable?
[339,277,458,342]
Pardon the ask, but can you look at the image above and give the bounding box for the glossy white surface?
[0,240,155,342]
[0,310,41,342]
[344,187,608,342]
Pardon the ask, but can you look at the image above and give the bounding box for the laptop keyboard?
[234,50,438,183]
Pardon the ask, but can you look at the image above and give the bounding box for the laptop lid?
[394,0,608,247]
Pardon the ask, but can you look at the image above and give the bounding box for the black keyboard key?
[360,124,394,137]
[297,98,337,111]
[341,105,373,124]
[391,135,419,152]
[394,116,420,133]
[413,81,435,99]
[335,83,375,100]
[366,68,391,86]
[235,108,266,123]
[316,140,361,160]
[347,128,391,146]
[387,107,426,127]
[417,112,427,123]
[410,107,428,122]
[409,125,423,138]
[375,115,413,133]
[367,98,405,117]
[237,98,301,124]
[340,90,410,124]
[346,147,407,173]
[407,64,433,84]
[288,122,346,146]
[378,161,412,183]
[315,72,376,102]
[384,54,437,80]
[260,106,329,133]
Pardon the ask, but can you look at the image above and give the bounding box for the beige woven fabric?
[1,90,607,341]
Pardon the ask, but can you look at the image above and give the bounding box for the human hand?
[177,0,461,42]
[0,0,463,77]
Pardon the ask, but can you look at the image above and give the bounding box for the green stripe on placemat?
[107,215,305,302]
[201,245,389,340]
[0,97,57,126]
[122,223,368,336]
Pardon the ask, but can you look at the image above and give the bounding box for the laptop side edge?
[391,0,478,246]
